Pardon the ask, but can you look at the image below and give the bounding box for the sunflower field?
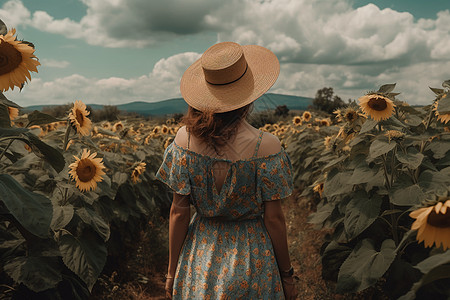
[1,20,450,299]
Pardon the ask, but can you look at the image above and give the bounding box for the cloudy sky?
[1,0,449,107]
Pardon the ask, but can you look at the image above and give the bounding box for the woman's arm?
[263,199,292,271]
[167,192,191,278]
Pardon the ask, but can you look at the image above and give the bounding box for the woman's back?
[174,121,282,194]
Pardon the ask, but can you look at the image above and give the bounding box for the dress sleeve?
[155,142,191,195]
[258,149,294,201]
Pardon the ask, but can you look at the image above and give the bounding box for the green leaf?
[0,19,6,35]
[51,205,74,231]
[0,92,21,108]
[369,138,397,159]
[0,104,11,128]
[418,170,449,193]
[0,174,52,238]
[437,93,450,114]
[321,241,352,281]
[4,256,62,292]
[378,83,396,94]
[26,110,63,127]
[344,192,382,240]
[396,151,424,169]
[323,171,354,198]
[0,127,29,137]
[75,207,110,242]
[416,250,450,274]
[429,87,445,96]
[349,165,378,184]
[360,119,378,134]
[59,230,107,292]
[307,202,335,226]
[22,132,65,172]
[389,184,425,206]
[337,239,396,293]
[426,141,450,159]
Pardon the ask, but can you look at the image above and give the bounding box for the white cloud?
[40,59,70,68]
[6,52,201,107]
[2,0,450,107]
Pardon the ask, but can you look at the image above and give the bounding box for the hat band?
[205,63,248,86]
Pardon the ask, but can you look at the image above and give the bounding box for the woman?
[156,42,298,299]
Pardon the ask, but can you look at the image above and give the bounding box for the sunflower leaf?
[437,93,450,115]
[0,19,6,35]
[21,132,65,173]
[442,79,450,89]
[337,238,396,293]
[344,191,382,240]
[0,174,52,238]
[0,92,22,108]
[0,104,11,128]
[4,256,62,292]
[26,110,63,127]
[389,183,425,206]
[58,229,107,292]
[396,150,424,169]
[359,118,378,134]
[369,138,397,159]
[377,83,396,94]
[429,87,445,96]
[75,207,110,242]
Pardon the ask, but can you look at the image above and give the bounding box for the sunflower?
[131,162,146,184]
[102,121,111,130]
[68,149,106,192]
[68,100,92,136]
[161,125,169,134]
[385,130,405,142]
[410,200,450,250]
[343,107,359,123]
[358,94,396,121]
[292,116,302,126]
[0,29,40,91]
[152,125,161,135]
[313,183,324,197]
[112,121,123,132]
[302,111,312,122]
[433,97,450,124]
[320,118,331,126]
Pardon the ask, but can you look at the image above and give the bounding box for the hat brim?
[180,45,280,113]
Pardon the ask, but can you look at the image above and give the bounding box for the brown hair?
[180,103,253,156]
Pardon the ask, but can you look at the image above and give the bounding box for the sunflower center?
[345,112,357,122]
[427,210,450,228]
[75,109,84,125]
[0,40,23,75]
[76,159,97,182]
[368,97,388,111]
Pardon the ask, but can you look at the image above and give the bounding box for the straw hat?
[180,42,280,113]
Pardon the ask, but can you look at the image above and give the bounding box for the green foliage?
[302,82,450,298]
[312,87,346,114]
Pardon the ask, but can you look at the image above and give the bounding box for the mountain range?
[24,93,313,116]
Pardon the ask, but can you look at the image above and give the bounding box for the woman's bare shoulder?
[258,131,282,157]
[174,125,188,148]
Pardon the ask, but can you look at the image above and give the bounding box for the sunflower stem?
[0,139,14,161]
[389,147,400,246]
[424,102,435,130]
[62,120,72,151]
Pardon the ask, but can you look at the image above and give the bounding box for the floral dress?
[155,130,294,299]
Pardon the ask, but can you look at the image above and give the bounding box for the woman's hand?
[281,276,298,300]
[165,276,174,299]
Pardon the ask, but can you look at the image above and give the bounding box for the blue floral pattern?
[155,138,294,299]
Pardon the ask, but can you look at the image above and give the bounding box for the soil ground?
[92,189,341,299]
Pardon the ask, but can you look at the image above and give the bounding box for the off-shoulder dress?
[155,130,294,299]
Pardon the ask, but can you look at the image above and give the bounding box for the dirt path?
[93,189,337,299]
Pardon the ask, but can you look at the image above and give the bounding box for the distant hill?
[24,93,313,116]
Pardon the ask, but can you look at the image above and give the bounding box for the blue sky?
[1,0,450,107]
